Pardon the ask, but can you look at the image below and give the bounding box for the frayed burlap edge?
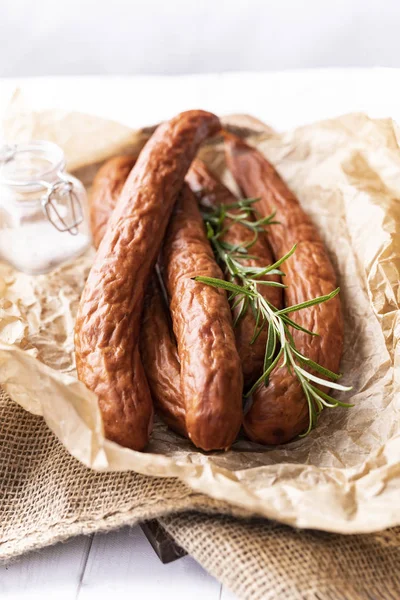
[1,492,251,562]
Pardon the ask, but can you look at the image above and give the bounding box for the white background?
[1,0,400,76]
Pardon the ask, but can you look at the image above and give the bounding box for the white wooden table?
[1,527,235,600]
[1,69,400,599]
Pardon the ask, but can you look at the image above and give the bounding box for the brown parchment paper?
[1,98,400,534]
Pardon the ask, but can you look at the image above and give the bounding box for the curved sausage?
[89,155,186,436]
[75,110,220,451]
[224,133,344,444]
[186,159,283,386]
[161,184,243,451]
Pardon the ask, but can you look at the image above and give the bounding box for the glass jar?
[0,141,92,275]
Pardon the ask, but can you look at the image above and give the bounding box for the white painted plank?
[78,526,221,600]
[0,535,92,600]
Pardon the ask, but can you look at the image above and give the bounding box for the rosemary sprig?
[196,198,352,437]
[202,197,279,253]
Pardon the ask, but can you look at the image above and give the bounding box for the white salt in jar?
[0,141,92,274]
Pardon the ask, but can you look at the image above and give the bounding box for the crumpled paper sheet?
[1,96,400,534]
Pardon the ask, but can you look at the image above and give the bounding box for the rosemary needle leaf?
[231,295,246,311]
[277,287,340,315]
[243,230,259,249]
[309,384,354,408]
[238,219,262,230]
[223,197,261,210]
[250,305,263,344]
[195,276,252,296]
[266,321,277,361]
[292,350,342,381]
[250,265,285,279]
[285,328,295,347]
[250,267,286,278]
[294,365,352,391]
[299,385,314,437]
[250,319,267,345]
[232,297,249,327]
[253,281,288,288]
[281,314,319,337]
[308,386,337,409]
[245,347,283,398]
[232,264,284,277]
[250,299,258,320]
[263,322,277,384]
[231,252,259,260]
[257,244,297,275]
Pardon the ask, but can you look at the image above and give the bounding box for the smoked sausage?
[161,184,243,450]
[225,133,344,444]
[88,155,186,437]
[75,110,220,451]
[186,160,283,386]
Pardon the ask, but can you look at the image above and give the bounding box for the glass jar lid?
[0,141,83,235]
[0,141,65,189]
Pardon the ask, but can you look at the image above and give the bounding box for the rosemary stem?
[197,195,352,436]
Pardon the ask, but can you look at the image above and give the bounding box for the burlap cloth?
[2,389,400,599]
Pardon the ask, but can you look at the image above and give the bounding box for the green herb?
[196,198,352,436]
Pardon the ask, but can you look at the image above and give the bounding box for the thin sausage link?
[89,155,185,435]
[161,184,243,451]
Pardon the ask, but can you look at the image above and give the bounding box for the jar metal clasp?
[40,174,83,236]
